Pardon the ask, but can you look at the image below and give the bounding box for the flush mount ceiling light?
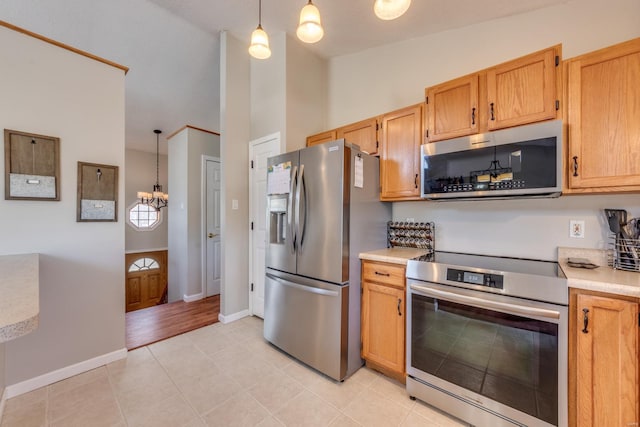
[373,0,412,20]
[249,0,272,59]
[296,0,324,44]
[137,129,168,211]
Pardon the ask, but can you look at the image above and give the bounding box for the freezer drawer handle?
[266,273,339,297]
[409,283,561,320]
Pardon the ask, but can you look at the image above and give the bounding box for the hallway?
[125,295,220,350]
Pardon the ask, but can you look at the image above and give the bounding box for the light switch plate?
[232,199,239,210]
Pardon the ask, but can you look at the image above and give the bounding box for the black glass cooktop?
[412,251,562,279]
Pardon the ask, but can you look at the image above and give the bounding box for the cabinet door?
[426,74,479,142]
[576,294,638,427]
[336,117,380,156]
[487,46,559,130]
[380,103,423,200]
[306,130,337,147]
[361,280,405,376]
[565,38,640,191]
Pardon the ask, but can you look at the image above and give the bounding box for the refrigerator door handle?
[299,164,308,249]
[266,273,339,297]
[288,165,298,253]
[295,164,306,252]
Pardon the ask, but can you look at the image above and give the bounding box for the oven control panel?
[446,268,504,289]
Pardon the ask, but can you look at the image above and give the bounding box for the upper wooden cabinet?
[426,74,479,142]
[564,38,640,193]
[570,289,639,427]
[425,45,560,142]
[306,129,337,147]
[380,103,424,201]
[486,46,559,130]
[336,116,380,156]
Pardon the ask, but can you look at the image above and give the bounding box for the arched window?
[128,257,160,272]
[127,202,162,231]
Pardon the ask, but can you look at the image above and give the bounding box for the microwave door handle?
[409,284,561,321]
[288,165,298,253]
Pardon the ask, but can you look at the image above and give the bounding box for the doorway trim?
[201,154,221,298]
[248,132,282,317]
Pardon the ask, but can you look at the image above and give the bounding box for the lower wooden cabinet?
[361,260,406,382]
[569,288,639,427]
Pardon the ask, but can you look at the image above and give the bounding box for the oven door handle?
[410,284,561,320]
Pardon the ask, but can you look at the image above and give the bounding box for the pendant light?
[296,0,324,44]
[249,0,271,59]
[137,129,168,211]
[373,0,412,20]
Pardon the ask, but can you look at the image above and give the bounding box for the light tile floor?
[0,316,468,427]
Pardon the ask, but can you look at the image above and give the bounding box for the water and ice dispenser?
[269,195,287,244]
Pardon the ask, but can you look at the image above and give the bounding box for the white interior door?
[249,133,281,317]
[205,157,221,296]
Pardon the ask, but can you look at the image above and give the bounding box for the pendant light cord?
[258,0,262,27]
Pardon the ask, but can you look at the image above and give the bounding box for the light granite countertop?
[558,247,640,298]
[0,253,40,343]
[359,247,430,265]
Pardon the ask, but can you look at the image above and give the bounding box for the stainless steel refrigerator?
[264,139,390,381]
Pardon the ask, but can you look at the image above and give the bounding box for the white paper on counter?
[267,161,291,194]
[354,155,364,188]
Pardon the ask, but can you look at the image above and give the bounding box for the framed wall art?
[76,161,118,222]
[4,129,60,201]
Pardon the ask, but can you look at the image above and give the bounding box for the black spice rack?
[387,221,435,251]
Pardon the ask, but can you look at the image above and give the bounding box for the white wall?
[167,128,220,302]
[0,25,125,385]
[328,0,640,127]
[0,0,220,151]
[328,0,640,260]
[220,31,251,320]
[125,149,168,252]
[285,35,329,152]
[251,33,287,144]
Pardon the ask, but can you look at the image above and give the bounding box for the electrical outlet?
[570,220,585,238]
[406,218,415,222]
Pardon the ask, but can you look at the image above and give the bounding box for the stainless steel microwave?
[421,120,563,200]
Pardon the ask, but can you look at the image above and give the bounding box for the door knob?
[208,233,218,238]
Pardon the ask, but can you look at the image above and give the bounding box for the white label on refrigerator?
[354,155,364,189]
[267,161,291,195]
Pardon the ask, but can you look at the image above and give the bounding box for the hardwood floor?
[125,295,220,350]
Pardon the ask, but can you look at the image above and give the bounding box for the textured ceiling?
[0,0,569,153]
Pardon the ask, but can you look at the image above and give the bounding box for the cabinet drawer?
[362,262,405,288]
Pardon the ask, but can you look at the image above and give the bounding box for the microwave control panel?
[446,268,504,290]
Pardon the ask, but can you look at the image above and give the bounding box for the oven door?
[406,281,567,427]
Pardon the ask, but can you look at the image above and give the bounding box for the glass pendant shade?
[373,0,411,20]
[249,25,272,59]
[296,1,324,44]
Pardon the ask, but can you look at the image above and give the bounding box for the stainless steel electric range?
[406,251,568,427]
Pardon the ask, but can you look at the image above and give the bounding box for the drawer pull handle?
[397,298,402,316]
[582,308,589,333]
[374,271,390,277]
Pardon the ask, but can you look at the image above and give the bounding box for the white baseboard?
[4,348,127,399]
[218,309,249,324]
[0,387,7,424]
[183,292,203,303]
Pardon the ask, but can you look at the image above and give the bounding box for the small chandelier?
[296,0,324,44]
[137,129,168,211]
[373,0,412,20]
[249,0,272,59]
